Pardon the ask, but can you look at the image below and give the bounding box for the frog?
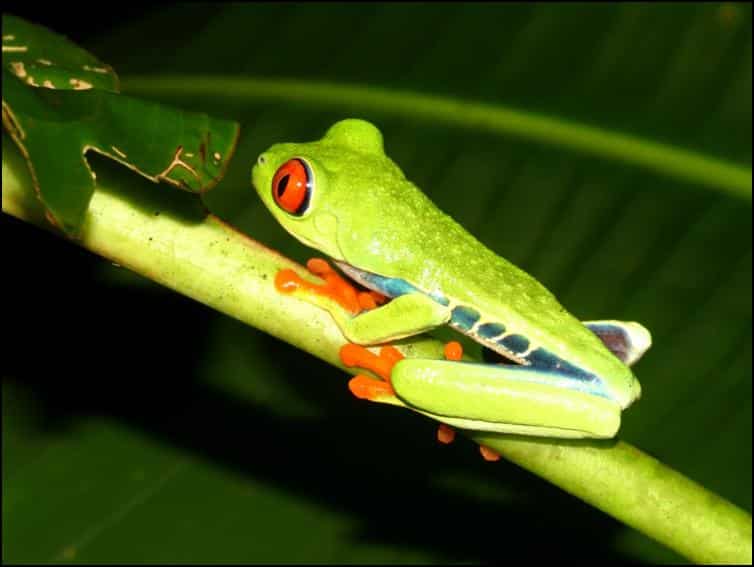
[251,119,651,458]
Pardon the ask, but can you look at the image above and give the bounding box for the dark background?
[3,3,751,563]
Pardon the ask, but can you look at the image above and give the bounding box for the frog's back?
[411,211,598,363]
[340,177,625,390]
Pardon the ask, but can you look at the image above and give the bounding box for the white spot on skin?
[37,58,52,66]
[3,35,16,41]
[213,151,221,161]
[69,78,93,90]
[184,152,194,158]
[26,76,38,87]
[42,80,55,89]
[10,61,26,78]
[2,45,28,53]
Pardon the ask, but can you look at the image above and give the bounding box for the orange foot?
[340,343,403,403]
[479,445,501,462]
[275,258,387,315]
[339,330,501,462]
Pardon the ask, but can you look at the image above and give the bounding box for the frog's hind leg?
[435,342,462,445]
[584,320,652,366]
[341,340,501,462]
[436,342,501,462]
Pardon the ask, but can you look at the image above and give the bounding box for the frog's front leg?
[276,258,450,344]
[276,260,497,459]
[339,293,451,344]
[276,258,385,315]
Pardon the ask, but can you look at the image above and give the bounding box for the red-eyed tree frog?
[251,119,651,453]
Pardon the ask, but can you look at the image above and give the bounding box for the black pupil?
[277,174,290,197]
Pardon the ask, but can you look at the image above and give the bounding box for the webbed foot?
[340,343,402,403]
[479,446,501,462]
[276,258,387,314]
[339,328,501,462]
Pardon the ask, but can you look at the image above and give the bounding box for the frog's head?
[252,119,397,261]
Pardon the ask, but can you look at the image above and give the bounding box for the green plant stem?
[2,137,751,564]
[122,75,752,202]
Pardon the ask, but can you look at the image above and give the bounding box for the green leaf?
[2,15,239,234]
[2,14,119,91]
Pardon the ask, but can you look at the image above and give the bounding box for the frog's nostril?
[258,154,267,166]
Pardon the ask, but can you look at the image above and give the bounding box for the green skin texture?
[252,119,648,439]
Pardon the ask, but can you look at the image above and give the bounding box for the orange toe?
[379,345,404,367]
[479,445,501,462]
[306,257,334,276]
[348,375,395,401]
[340,343,369,367]
[275,269,303,294]
[437,424,456,444]
[444,341,463,361]
[340,344,401,382]
[357,291,377,310]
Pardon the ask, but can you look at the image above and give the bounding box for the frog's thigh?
[342,293,450,345]
[391,360,621,438]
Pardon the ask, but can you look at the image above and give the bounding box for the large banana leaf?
[2,3,750,563]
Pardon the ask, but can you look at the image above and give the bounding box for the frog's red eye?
[272,158,312,216]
